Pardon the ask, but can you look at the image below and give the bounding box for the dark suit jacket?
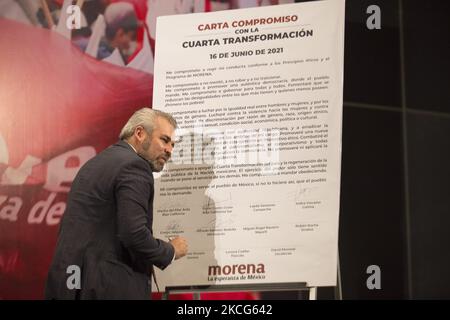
[45,140,174,299]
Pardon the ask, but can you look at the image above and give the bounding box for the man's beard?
[148,158,164,172]
[139,138,165,172]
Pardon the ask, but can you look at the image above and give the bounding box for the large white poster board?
[152,0,345,290]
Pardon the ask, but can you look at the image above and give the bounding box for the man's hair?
[119,108,177,140]
[104,2,139,40]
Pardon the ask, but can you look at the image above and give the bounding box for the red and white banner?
[0,18,153,299]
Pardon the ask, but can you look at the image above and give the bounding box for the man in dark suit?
[45,108,188,299]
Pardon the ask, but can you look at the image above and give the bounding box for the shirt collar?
[125,141,137,153]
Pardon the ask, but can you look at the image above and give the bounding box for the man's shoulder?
[104,141,152,174]
[73,141,152,187]
[84,141,142,170]
[101,140,136,159]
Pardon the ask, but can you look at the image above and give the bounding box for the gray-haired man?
[45,108,188,299]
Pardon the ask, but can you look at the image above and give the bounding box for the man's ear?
[133,126,146,142]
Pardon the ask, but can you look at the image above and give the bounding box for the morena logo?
[208,263,265,276]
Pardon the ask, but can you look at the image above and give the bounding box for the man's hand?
[170,236,188,259]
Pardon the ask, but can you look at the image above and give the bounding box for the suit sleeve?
[115,158,174,270]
